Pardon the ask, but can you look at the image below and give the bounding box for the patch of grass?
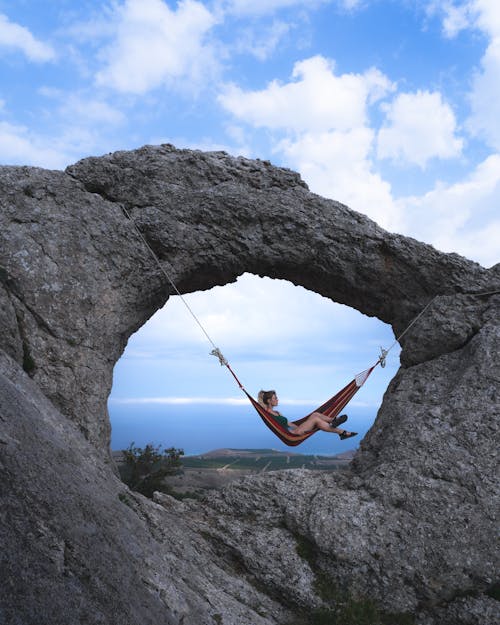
[313,571,343,604]
[118,492,132,507]
[292,598,415,625]
[292,535,417,625]
[294,566,415,625]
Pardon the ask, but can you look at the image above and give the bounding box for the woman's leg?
[312,411,332,424]
[293,415,337,435]
[292,415,355,437]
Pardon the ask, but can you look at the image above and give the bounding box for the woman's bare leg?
[312,411,332,424]
[292,414,355,437]
[293,415,339,435]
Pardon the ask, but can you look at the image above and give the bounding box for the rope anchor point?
[210,347,228,367]
[379,347,388,368]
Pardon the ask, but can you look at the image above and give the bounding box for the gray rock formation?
[0,350,286,625]
[0,144,498,624]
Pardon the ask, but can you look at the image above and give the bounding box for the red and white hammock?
[242,366,377,446]
[214,346,379,446]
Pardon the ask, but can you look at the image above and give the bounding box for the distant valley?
[113,447,356,497]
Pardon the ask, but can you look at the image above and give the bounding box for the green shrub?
[119,442,184,498]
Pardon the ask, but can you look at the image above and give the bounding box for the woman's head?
[258,389,276,408]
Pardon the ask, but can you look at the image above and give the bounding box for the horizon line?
[108,396,378,408]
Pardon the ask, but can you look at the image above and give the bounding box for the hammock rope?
[121,205,499,443]
[378,296,437,366]
[121,205,221,354]
[377,289,500,366]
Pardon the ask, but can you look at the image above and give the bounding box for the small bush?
[119,442,184,498]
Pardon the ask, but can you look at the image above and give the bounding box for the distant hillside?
[195,447,357,459]
[112,447,357,497]
[180,447,356,471]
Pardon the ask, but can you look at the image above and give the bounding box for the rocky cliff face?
[0,145,498,624]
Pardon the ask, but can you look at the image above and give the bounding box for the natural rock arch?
[0,145,498,622]
[0,145,493,448]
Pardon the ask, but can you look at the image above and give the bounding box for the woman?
[258,389,357,439]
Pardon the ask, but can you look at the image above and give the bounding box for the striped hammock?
[244,365,376,446]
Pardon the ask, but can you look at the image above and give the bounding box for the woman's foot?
[339,430,357,440]
[330,414,348,428]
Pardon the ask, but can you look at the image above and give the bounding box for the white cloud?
[443,5,470,37]
[0,89,126,169]
[278,128,400,230]
[223,0,360,17]
[219,55,393,132]
[430,1,500,43]
[224,0,325,17]
[110,394,332,405]
[398,153,500,267]
[95,0,218,94]
[377,90,463,168]
[219,55,399,228]
[110,395,249,405]
[40,86,126,126]
[467,35,500,149]
[426,1,473,38]
[434,0,500,150]
[470,0,500,38]
[0,121,70,169]
[426,1,500,165]
[427,2,500,152]
[60,94,126,126]
[115,272,397,405]
[128,273,378,358]
[0,13,55,62]
[428,2,500,148]
[234,20,292,60]
[427,0,500,39]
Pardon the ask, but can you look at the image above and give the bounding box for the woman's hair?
[258,389,276,408]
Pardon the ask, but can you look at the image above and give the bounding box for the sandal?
[339,430,357,440]
[330,414,348,428]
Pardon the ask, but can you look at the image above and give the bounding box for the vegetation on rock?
[119,442,184,498]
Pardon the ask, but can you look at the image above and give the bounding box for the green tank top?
[272,412,288,428]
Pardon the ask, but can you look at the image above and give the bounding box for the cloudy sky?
[2,0,499,416]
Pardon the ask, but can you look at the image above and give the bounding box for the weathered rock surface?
[0,350,289,625]
[0,144,498,624]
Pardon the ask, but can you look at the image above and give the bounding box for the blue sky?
[2,1,499,426]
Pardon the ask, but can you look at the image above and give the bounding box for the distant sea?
[109,402,378,457]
